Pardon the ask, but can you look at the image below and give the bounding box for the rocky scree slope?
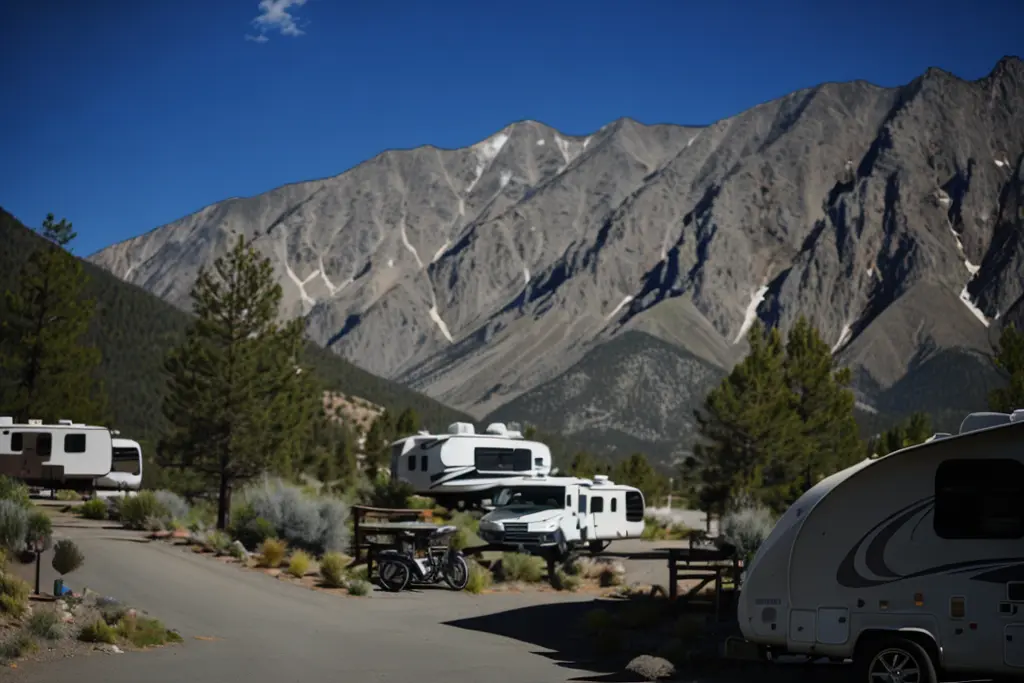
[89,57,1024,461]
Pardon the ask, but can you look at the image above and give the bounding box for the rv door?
[577,491,590,542]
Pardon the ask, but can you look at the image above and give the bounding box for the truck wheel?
[855,636,936,683]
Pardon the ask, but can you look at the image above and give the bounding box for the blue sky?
[1,0,1021,256]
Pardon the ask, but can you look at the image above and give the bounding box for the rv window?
[611,497,617,513]
[566,495,572,508]
[591,496,604,513]
[534,457,543,467]
[579,494,588,514]
[34,433,52,456]
[420,454,428,472]
[625,491,644,522]
[408,454,416,471]
[9,433,23,452]
[111,447,141,475]
[64,433,86,453]
[934,458,1024,540]
[474,447,532,472]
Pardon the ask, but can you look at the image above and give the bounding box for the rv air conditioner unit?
[27,419,42,426]
[447,422,475,435]
[484,423,508,436]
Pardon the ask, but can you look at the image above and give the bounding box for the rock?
[230,540,249,557]
[60,611,74,623]
[625,654,676,681]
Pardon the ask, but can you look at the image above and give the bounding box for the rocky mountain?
[89,56,1023,462]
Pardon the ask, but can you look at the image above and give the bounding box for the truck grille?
[502,522,539,544]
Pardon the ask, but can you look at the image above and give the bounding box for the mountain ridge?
[87,55,1024,461]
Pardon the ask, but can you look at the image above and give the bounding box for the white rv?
[737,410,1024,683]
[477,474,645,556]
[0,417,114,490]
[91,437,143,495]
[389,422,553,508]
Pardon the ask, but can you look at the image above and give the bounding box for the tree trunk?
[216,474,232,530]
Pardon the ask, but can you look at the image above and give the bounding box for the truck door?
[578,491,589,542]
[563,485,581,542]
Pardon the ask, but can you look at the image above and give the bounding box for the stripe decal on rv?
[836,495,1024,588]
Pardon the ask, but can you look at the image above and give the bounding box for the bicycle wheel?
[377,559,411,592]
[442,553,470,591]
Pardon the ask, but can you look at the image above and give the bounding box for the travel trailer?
[0,417,114,489]
[389,422,553,509]
[91,437,143,495]
[736,409,1024,683]
[477,474,645,557]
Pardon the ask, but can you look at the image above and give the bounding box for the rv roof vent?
[0,417,12,427]
[593,474,610,484]
[27,419,42,426]
[57,419,73,426]
[1011,409,1024,423]
[447,422,475,435]
[960,412,1011,434]
[417,429,429,436]
[484,422,508,436]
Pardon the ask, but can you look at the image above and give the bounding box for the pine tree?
[690,321,802,515]
[395,407,420,436]
[990,323,1024,412]
[0,214,107,423]
[159,234,320,529]
[783,316,862,494]
[612,452,667,502]
[868,412,933,457]
[362,415,389,481]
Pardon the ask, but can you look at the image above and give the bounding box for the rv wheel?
[856,636,937,683]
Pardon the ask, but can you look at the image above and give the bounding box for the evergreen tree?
[783,316,862,495]
[568,451,603,478]
[690,321,803,515]
[868,412,933,457]
[990,323,1024,412]
[395,407,420,436]
[362,415,389,480]
[0,214,107,423]
[612,452,667,502]
[159,234,320,529]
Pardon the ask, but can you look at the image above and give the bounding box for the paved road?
[4,517,634,683]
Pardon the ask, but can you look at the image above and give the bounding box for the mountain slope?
[0,209,471,441]
[88,57,1024,456]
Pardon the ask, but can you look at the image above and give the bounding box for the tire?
[377,559,411,592]
[588,540,611,555]
[855,636,937,683]
[442,554,469,591]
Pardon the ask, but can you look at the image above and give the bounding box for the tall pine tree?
[690,321,802,514]
[159,234,320,529]
[783,316,862,495]
[0,214,107,423]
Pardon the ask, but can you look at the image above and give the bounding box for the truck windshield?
[494,486,566,509]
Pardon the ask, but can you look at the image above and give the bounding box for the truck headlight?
[533,521,558,532]
[479,520,501,532]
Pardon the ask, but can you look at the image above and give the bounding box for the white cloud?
[248,0,309,42]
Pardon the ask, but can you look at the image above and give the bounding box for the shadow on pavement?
[443,596,857,683]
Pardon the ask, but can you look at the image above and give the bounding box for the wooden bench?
[666,534,742,622]
[350,505,433,571]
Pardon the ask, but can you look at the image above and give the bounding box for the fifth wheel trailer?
[736,410,1024,682]
[0,417,115,490]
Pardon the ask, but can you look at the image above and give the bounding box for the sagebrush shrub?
[153,490,190,526]
[27,608,63,640]
[240,477,350,555]
[78,619,117,644]
[465,560,493,594]
[120,491,168,530]
[258,538,287,568]
[720,504,776,560]
[0,500,29,553]
[498,552,544,582]
[347,579,370,596]
[80,498,107,520]
[318,551,351,587]
[0,574,30,618]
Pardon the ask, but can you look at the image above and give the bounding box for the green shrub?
[465,560,493,594]
[80,498,108,520]
[78,619,117,644]
[0,573,30,618]
[197,530,232,555]
[230,507,277,552]
[27,608,63,640]
[51,539,85,576]
[116,614,182,647]
[55,490,80,501]
[0,628,38,661]
[0,500,29,553]
[318,551,352,587]
[287,550,312,578]
[720,504,776,561]
[499,552,544,582]
[26,509,53,548]
[0,477,30,509]
[554,568,581,592]
[120,491,168,530]
[347,579,371,596]
[239,477,350,555]
[347,564,368,582]
[257,538,287,568]
[152,490,190,527]
[367,479,416,508]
